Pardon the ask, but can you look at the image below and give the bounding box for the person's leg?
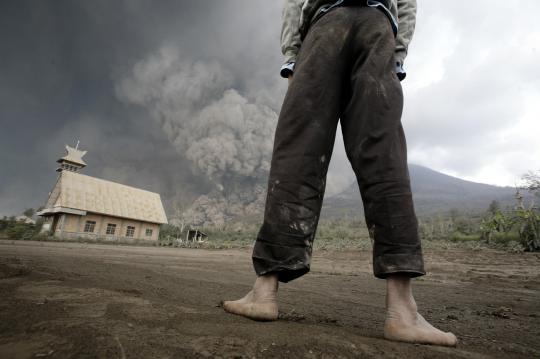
[340,7,424,283]
[223,8,356,319]
[339,7,457,346]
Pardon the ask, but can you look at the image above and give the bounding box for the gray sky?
[0,0,538,216]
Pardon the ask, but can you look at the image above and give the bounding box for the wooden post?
[96,215,104,239]
[58,214,66,238]
[77,215,82,234]
[119,218,124,240]
[137,221,143,240]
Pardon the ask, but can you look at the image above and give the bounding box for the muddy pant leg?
[339,8,425,278]
[252,11,353,283]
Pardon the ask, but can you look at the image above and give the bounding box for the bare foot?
[384,275,458,347]
[222,274,279,321]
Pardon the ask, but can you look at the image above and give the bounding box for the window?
[83,220,96,233]
[126,226,135,237]
[106,223,116,235]
[145,228,153,237]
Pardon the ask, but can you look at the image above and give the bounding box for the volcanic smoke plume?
[116,47,278,225]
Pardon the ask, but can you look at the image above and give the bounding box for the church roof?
[39,171,168,224]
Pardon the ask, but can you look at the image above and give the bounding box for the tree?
[480,211,516,243]
[5,222,35,240]
[0,216,8,231]
[515,207,540,251]
[449,208,459,222]
[523,170,540,195]
[23,208,35,218]
[487,200,500,215]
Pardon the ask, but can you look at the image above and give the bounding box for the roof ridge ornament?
[56,143,87,172]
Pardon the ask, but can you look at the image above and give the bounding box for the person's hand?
[288,75,293,86]
[395,62,406,81]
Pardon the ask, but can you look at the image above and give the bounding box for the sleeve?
[395,0,417,80]
[280,0,304,78]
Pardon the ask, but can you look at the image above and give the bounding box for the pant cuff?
[252,240,311,283]
[373,253,425,279]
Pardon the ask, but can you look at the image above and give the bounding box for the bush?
[516,209,540,251]
[481,207,540,252]
[450,233,481,242]
[5,222,36,240]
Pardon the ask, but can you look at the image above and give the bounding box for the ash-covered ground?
[0,240,539,358]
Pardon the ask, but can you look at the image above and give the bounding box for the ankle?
[252,274,279,300]
[386,275,418,318]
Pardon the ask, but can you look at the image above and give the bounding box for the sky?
[0,0,538,216]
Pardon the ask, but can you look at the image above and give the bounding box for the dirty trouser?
[253,5,425,282]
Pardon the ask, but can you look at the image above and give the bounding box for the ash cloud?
[116,48,277,189]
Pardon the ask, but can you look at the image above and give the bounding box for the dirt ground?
[0,240,539,358]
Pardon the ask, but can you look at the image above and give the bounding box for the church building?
[38,144,168,242]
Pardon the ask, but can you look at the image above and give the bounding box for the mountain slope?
[322,164,520,218]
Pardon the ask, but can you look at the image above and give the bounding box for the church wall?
[62,214,81,233]
[49,212,160,243]
[143,223,160,241]
[100,216,123,238]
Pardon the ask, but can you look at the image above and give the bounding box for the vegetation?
[23,208,36,218]
[0,216,42,240]
[158,181,540,253]
[159,223,259,249]
[5,169,540,253]
[522,170,540,193]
